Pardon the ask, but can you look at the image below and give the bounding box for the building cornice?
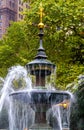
[0,8,17,14]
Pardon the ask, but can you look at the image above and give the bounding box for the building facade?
[0,0,29,38]
[17,0,29,21]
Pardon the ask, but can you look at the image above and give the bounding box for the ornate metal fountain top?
[35,3,47,59]
[26,3,55,87]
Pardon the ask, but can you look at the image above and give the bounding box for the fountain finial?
[38,2,44,29]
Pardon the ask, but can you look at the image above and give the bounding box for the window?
[9,0,15,8]
[0,22,2,26]
[19,7,23,11]
[0,29,2,33]
[0,0,2,6]
[21,15,23,19]
[26,4,29,8]
[9,15,15,21]
[19,14,23,19]
[9,1,12,7]
[21,2,23,6]
[19,0,21,4]
[12,2,15,8]
[0,15,2,20]
[19,0,23,5]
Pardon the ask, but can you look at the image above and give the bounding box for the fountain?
[0,3,72,130]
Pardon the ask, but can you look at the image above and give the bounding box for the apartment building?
[17,0,29,21]
[0,0,29,38]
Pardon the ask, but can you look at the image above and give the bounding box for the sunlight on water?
[9,98,35,130]
[46,105,62,130]
[0,65,32,113]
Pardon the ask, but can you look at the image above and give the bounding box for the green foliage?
[56,64,84,90]
[0,22,30,76]
[0,0,84,89]
[0,77,4,91]
[77,76,84,118]
[12,76,27,90]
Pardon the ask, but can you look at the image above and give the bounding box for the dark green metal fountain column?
[26,3,55,127]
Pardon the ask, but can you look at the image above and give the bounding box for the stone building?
[0,0,29,38]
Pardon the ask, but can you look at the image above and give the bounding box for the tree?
[0,21,29,77]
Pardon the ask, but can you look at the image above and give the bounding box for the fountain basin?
[10,89,70,129]
[10,89,70,105]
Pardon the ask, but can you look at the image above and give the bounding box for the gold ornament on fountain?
[58,100,70,109]
[38,3,45,29]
